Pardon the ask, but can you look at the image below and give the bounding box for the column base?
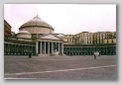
[38,53,64,57]
[38,54,50,57]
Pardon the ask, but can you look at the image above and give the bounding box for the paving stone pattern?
[4,55,117,80]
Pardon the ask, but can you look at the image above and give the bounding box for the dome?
[19,15,54,31]
[17,29,31,38]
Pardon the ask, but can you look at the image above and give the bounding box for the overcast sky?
[4,4,116,34]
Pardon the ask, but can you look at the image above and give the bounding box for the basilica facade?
[4,15,64,56]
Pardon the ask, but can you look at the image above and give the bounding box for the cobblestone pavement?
[4,55,117,80]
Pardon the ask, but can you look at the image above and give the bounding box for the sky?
[4,4,116,34]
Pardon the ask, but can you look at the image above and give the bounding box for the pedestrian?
[29,53,32,58]
[93,52,96,60]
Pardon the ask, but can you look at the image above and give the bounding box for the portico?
[36,34,64,56]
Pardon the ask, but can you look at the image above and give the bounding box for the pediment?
[41,34,60,40]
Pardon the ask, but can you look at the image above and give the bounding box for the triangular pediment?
[41,34,60,40]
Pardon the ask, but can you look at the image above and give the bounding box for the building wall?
[93,32,105,44]
[104,32,116,44]
[74,32,93,44]
[65,31,116,45]
[4,20,11,38]
[64,34,74,44]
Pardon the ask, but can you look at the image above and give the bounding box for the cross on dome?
[36,13,38,17]
[33,13,40,19]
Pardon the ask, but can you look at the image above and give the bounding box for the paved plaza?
[4,55,117,80]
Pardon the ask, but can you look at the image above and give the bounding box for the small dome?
[17,29,31,34]
[57,34,65,37]
[19,15,54,31]
[17,29,31,39]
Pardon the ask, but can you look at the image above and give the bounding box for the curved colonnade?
[64,44,116,56]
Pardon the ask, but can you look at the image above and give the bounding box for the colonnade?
[64,44,116,56]
[36,41,64,56]
[4,43,35,55]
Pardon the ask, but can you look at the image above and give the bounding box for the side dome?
[19,15,54,34]
[57,33,65,37]
[16,29,31,38]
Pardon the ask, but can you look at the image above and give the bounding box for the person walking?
[93,52,96,60]
[29,53,32,58]
[93,51,99,59]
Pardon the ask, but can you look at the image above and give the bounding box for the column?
[38,42,40,54]
[51,42,53,54]
[44,42,46,54]
[48,42,50,55]
[40,41,42,54]
[57,43,58,51]
[58,43,60,55]
[36,41,38,55]
[61,43,64,56]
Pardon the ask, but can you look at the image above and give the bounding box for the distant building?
[104,32,116,44]
[65,31,116,45]
[75,31,93,44]
[4,20,11,38]
[93,32,105,44]
[64,34,74,44]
